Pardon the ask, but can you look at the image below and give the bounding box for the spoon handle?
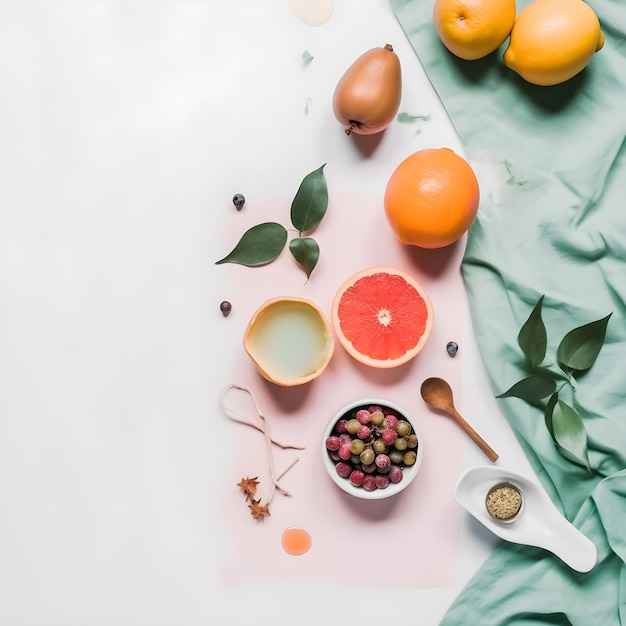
[449,407,499,462]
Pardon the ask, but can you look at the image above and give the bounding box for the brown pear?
[332,44,402,136]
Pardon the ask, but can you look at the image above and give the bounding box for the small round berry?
[447,341,459,356]
[335,419,348,434]
[232,193,245,210]
[396,420,411,437]
[336,462,352,478]
[350,439,365,455]
[403,450,418,466]
[381,429,398,446]
[389,449,404,464]
[368,405,382,413]
[346,419,361,434]
[406,434,418,448]
[375,453,390,470]
[362,462,377,474]
[338,444,352,460]
[329,451,341,461]
[325,436,340,451]
[374,475,390,489]
[356,409,371,424]
[362,475,377,491]
[385,414,399,430]
[339,433,352,446]
[219,301,232,317]
[349,469,365,487]
[369,410,385,426]
[357,425,371,440]
[360,448,375,466]
[388,465,403,483]
[394,437,408,451]
[350,455,361,465]
[373,439,387,454]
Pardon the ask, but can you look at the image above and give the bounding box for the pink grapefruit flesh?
[331,266,434,368]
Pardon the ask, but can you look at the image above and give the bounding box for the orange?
[331,266,433,369]
[433,0,517,60]
[503,0,604,86]
[384,147,480,249]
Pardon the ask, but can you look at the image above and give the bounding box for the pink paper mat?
[219,191,465,588]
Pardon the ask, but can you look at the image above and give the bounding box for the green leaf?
[551,400,591,471]
[301,50,314,66]
[290,164,328,233]
[289,237,319,279]
[544,392,559,438]
[518,295,547,368]
[215,222,287,266]
[497,374,556,404]
[556,313,612,372]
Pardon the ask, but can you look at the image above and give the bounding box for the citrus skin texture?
[332,44,402,136]
[384,148,480,249]
[433,0,517,61]
[243,297,334,386]
[503,0,604,86]
[331,266,434,369]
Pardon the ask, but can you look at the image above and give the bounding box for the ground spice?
[485,482,523,521]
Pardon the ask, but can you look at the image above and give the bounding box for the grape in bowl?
[322,398,423,500]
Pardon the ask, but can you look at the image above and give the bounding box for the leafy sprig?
[215,164,328,279]
[497,295,612,471]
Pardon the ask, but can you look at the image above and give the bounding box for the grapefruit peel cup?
[244,296,335,386]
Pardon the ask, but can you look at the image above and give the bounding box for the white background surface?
[0,1,533,624]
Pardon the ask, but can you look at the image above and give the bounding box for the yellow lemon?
[503,0,604,86]
[433,0,517,61]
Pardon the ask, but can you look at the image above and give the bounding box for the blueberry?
[232,193,245,210]
[220,301,232,317]
[446,341,459,357]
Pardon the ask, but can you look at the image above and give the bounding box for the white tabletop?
[0,1,534,623]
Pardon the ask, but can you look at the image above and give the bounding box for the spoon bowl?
[454,465,597,572]
[420,377,499,462]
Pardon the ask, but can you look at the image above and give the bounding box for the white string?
[219,383,303,499]
[219,383,305,450]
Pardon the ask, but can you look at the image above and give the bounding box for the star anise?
[237,476,260,501]
[248,498,271,520]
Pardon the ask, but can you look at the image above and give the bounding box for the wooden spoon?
[420,377,499,463]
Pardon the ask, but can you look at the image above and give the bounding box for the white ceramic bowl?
[322,398,423,500]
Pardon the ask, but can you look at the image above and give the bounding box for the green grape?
[373,439,387,454]
[394,437,408,451]
[369,410,384,426]
[360,448,375,465]
[350,439,365,455]
[389,450,404,464]
[396,420,411,437]
[403,451,417,466]
[346,419,361,434]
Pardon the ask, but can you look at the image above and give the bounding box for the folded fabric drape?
[390,0,626,623]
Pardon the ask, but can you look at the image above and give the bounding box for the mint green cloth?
[390,0,626,623]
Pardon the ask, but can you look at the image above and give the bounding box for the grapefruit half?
[331,266,434,368]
